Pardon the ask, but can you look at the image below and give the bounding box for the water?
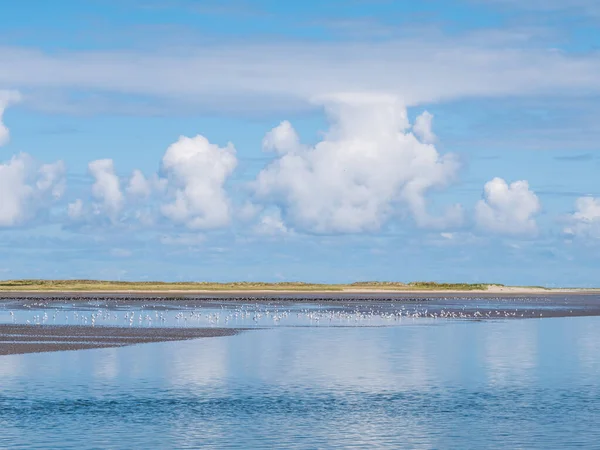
[1,298,600,448]
[1,294,597,328]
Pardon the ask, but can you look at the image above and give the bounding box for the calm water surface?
[1,298,600,449]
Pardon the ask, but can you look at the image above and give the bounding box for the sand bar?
[0,324,242,356]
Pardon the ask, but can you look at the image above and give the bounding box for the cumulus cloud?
[413,111,436,144]
[262,121,303,155]
[89,159,124,221]
[475,177,541,236]
[236,201,263,222]
[38,161,66,198]
[0,95,66,227]
[160,135,237,229]
[72,134,237,231]
[254,94,462,233]
[0,154,66,227]
[564,197,600,238]
[254,209,294,236]
[126,169,152,198]
[67,198,84,220]
[68,104,459,235]
[0,90,21,147]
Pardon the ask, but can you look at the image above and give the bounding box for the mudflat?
[0,324,242,356]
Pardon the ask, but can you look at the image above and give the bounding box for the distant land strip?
[0,280,593,294]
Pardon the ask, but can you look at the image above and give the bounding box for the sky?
[1,0,600,286]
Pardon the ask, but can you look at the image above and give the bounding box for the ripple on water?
[1,302,600,449]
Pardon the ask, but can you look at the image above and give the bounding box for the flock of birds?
[2,300,560,328]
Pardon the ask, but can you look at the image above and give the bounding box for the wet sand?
[3,292,600,315]
[2,291,600,306]
[0,324,243,356]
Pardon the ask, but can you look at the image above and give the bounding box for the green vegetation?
[0,279,504,292]
[0,279,344,292]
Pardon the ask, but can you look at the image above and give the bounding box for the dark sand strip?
[0,324,243,356]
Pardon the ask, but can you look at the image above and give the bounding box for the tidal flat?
[2,293,600,355]
[0,324,241,356]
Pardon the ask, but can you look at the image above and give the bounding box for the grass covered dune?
[0,279,551,293]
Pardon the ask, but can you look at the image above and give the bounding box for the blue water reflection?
[2,315,600,448]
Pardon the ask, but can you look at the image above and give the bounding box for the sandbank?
[0,324,242,356]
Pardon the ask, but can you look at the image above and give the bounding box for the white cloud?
[413,111,436,144]
[262,120,303,154]
[126,169,152,198]
[37,161,66,198]
[67,199,84,220]
[160,135,237,229]
[89,159,124,221]
[0,156,34,227]
[475,177,541,236]
[253,210,294,236]
[564,197,600,238]
[2,31,600,115]
[254,94,462,233]
[0,154,66,227]
[236,201,263,222]
[73,135,236,229]
[0,95,66,227]
[0,90,21,147]
[132,208,156,227]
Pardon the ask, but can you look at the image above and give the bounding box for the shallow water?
[1,299,600,448]
[2,294,599,328]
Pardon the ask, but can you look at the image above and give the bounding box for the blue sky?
[1,0,600,286]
